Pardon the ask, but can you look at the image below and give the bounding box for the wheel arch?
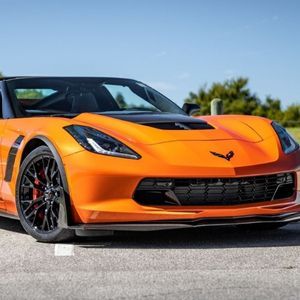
[19,135,72,228]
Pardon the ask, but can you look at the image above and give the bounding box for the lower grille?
[134,173,295,206]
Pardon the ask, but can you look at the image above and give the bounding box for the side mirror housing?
[182,103,200,116]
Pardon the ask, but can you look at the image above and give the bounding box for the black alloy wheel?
[16,146,73,242]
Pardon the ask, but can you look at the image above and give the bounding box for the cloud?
[257,15,279,25]
[224,15,280,37]
[178,72,190,80]
[224,69,237,78]
[155,51,167,58]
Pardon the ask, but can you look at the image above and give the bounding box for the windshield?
[6,77,185,117]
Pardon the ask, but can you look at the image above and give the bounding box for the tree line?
[185,77,300,127]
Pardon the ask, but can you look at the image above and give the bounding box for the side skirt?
[0,210,19,220]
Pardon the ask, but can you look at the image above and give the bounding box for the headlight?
[64,125,141,159]
[272,122,299,154]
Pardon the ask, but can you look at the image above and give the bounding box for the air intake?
[134,173,295,206]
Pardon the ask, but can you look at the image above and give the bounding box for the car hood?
[74,113,265,145]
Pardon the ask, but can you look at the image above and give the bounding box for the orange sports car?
[0,76,299,242]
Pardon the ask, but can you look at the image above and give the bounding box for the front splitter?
[70,212,300,236]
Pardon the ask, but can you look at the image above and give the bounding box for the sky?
[0,0,299,107]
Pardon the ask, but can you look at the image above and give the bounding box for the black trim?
[0,210,19,220]
[0,88,2,117]
[4,135,25,182]
[107,113,207,125]
[133,173,295,207]
[0,81,16,118]
[70,212,300,232]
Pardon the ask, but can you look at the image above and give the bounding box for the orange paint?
[1,113,299,226]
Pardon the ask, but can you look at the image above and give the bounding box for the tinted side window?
[15,88,58,107]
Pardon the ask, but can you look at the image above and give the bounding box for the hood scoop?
[74,113,263,144]
[105,113,214,130]
[141,121,214,130]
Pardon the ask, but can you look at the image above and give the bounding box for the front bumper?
[62,148,300,226]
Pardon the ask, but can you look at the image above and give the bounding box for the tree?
[15,89,43,100]
[185,77,261,116]
[282,104,300,127]
[115,92,127,109]
[184,77,299,126]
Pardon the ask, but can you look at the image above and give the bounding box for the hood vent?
[104,113,214,130]
[141,122,214,130]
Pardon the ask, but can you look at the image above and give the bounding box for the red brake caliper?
[33,170,46,219]
[33,178,40,201]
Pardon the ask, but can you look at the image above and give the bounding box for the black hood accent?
[105,113,214,130]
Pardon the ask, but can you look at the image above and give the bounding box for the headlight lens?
[272,122,299,154]
[64,125,141,159]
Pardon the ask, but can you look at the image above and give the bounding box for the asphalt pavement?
[1,216,300,299]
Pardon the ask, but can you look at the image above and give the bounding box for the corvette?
[0,76,299,242]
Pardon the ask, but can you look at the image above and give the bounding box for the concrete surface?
[1,216,300,299]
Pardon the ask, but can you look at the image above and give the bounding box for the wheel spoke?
[51,168,59,182]
[24,174,36,186]
[42,156,51,183]
[21,183,34,189]
[31,211,38,228]
[41,205,50,231]
[50,160,57,181]
[53,197,61,204]
[33,162,47,185]
[21,196,43,204]
[23,203,35,215]
[20,199,34,203]
[26,169,36,179]
[35,159,47,185]
[32,161,38,176]
[20,153,62,233]
[51,208,58,221]
[24,172,47,188]
[49,206,56,229]
[22,196,44,213]
[25,202,46,219]
[21,184,44,192]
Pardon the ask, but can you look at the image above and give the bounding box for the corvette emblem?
[210,150,234,161]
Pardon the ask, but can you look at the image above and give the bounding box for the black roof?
[0,76,21,81]
[0,76,136,82]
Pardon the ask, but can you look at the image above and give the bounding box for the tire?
[16,145,74,242]
[236,222,287,231]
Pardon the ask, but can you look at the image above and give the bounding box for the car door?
[0,88,7,210]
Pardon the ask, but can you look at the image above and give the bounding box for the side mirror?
[182,103,200,116]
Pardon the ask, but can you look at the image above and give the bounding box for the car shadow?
[1,216,300,249]
[0,216,26,234]
[75,223,300,249]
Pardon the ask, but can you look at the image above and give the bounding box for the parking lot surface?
[1,216,300,299]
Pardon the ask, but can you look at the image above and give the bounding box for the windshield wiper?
[25,109,79,117]
[98,110,165,115]
[50,113,79,118]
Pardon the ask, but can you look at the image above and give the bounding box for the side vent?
[4,135,25,182]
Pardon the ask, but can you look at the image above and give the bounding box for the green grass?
[287,127,300,143]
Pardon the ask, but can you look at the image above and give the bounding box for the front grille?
[134,173,295,206]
